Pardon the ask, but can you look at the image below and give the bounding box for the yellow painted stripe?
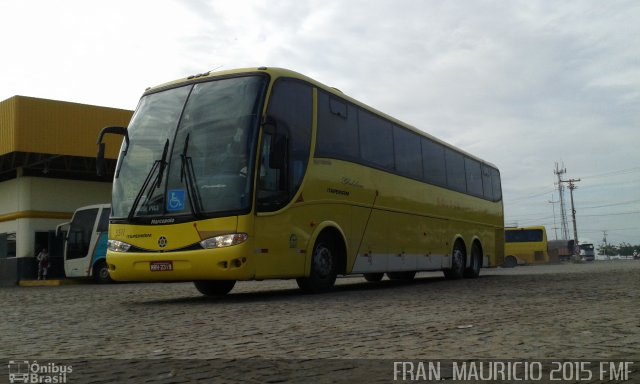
[19,279,84,287]
[0,210,72,223]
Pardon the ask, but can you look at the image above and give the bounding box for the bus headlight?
[108,240,132,252]
[200,233,248,249]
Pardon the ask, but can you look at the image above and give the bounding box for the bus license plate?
[150,261,173,272]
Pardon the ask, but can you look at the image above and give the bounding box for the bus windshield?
[505,229,544,243]
[111,75,267,220]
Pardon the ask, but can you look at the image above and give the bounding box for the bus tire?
[444,243,465,279]
[194,280,236,296]
[387,271,416,281]
[503,256,517,268]
[363,273,384,282]
[464,242,482,278]
[93,260,113,284]
[297,234,338,293]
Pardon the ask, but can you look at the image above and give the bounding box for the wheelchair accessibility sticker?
[167,189,186,212]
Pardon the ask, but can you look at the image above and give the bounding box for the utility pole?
[554,163,570,240]
[548,195,559,240]
[561,178,581,260]
[602,230,609,260]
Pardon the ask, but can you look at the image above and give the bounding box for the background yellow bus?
[504,226,549,267]
[98,67,504,295]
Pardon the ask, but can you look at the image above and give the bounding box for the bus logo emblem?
[158,236,168,248]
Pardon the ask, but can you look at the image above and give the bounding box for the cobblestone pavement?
[1,260,639,382]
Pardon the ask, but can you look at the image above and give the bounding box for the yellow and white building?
[0,95,131,284]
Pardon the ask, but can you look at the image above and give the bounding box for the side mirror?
[96,143,106,176]
[96,126,128,177]
[262,115,288,169]
[269,133,288,169]
[55,222,69,239]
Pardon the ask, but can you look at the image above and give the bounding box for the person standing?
[36,248,49,280]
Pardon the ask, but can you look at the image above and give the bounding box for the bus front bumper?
[106,244,255,282]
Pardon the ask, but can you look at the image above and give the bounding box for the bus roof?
[505,226,547,231]
[143,67,499,170]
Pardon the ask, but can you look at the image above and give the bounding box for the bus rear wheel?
[194,280,236,296]
[297,235,338,293]
[363,273,384,282]
[444,244,465,279]
[93,260,113,284]
[503,256,517,268]
[464,242,482,278]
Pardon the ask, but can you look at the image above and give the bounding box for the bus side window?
[445,149,466,193]
[465,157,483,197]
[316,91,360,161]
[422,138,447,186]
[394,126,422,180]
[257,78,312,212]
[359,109,394,170]
[490,168,502,201]
[67,208,99,260]
[481,165,493,200]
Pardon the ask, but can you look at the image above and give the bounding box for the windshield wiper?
[180,134,204,218]
[156,139,170,188]
[127,139,170,221]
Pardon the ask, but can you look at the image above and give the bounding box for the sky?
[1,0,638,247]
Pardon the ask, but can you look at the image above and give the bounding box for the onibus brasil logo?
[8,360,72,383]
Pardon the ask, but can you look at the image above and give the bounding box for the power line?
[581,228,638,233]
[580,166,640,180]
[580,199,640,210]
[580,180,640,190]
[507,188,556,202]
[580,210,640,218]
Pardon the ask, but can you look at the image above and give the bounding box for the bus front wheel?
[194,280,236,296]
[93,260,113,284]
[297,235,338,293]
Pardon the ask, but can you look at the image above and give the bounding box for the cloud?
[1,0,638,244]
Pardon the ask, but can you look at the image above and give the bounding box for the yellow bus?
[97,67,504,295]
[504,226,549,267]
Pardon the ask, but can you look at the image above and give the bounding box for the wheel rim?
[471,249,479,271]
[453,249,464,272]
[314,244,333,279]
[99,266,110,280]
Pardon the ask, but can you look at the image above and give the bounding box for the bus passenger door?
[253,78,312,278]
[253,130,306,278]
[64,208,99,278]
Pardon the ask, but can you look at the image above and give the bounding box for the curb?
[18,279,85,287]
